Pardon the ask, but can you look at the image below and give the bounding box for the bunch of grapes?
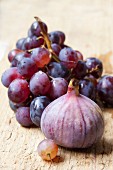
[1,16,113,128]
[2,16,113,161]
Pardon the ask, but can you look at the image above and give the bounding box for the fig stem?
[68,78,79,96]
[34,16,60,63]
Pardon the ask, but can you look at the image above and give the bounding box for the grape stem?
[34,16,60,63]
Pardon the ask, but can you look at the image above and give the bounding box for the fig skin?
[41,90,104,148]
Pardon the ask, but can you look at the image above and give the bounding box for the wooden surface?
[0,0,113,169]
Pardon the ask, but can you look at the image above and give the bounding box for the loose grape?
[1,67,23,88]
[30,96,51,127]
[38,139,58,161]
[31,47,50,68]
[29,71,50,96]
[16,107,33,127]
[8,79,30,103]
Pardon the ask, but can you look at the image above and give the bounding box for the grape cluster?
[1,17,113,128]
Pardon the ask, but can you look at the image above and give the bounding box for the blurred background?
[0,0,113,61]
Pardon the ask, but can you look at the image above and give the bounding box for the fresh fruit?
[30,96,51,127]
[1,67,23,88]
[37,139,58,161]
[49,31,65,45]
[49,78,68,100]
[29,71,50,96]
[85,57,103,78]
[16,107,33,127]
[8,49,23,62]
[31,47,50,68]
[59,47,78,69]
[8,79,30,103]
[97,75,113,105]
[41,79,104,148]
[17,58,38,79]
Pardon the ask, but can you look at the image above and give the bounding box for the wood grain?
[0,0,113,169]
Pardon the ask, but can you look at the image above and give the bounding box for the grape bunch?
[1,16,113,129]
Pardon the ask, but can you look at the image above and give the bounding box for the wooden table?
[0,0,113,169]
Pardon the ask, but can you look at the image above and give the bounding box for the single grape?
[30,21,48,37]
[17,58,38,79]
[97,75,113,105]
[49,78,68,100]
[59,47,78,69]
[30,96,51,127]
[16,107,33,127]
[85,57,103,78]
[11,52,30,67]
[49,31,65,45]
[76,50,83,60]
[71,60,88,79]
[8,79,30,103]
[8,49,23,62]
[51,43,61,56]
[79,79,96,101]
[22,36,44,50]
[31,47,50,68]
[1,67,23,88]
[28,28,34,37]
[16,38,26,50]
[37,139,58,161]
[29,71,50,96]
[47,62,69,78]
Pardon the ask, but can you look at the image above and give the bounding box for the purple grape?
[97,75,113,105]
[30,96,51,127]
[59,47,78,69]
[8,79,30,103]
[79,79,96,101]
[16,107,33,127]
[29,71,50,96]
[72,60,88,79]
[85,57,103,79]
[1,67,23,88]
[17,58,38,79]
[51,43,61,56]
[47,62,69,78]
[28,28,34,37]
[49,78,68,100]
[11,52,30,67]
[8,49,23,63]
[16,38,26,50]
[30,21,48,37]
[49,31,65,45]
[76,50,83,60]
[22,36,44,50]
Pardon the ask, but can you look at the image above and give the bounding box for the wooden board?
[0,0,113,169]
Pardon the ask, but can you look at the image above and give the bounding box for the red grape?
[1,67,23,88]
[51,43,61,56]
[29,71,50,96]
[16,107,33,127]
[8,49,23,62]
[49,78,68,100]
[16,38,26,50]
[17,58,38,79]
[31,47,50,68]
[38,139,58,161]
[76,50,83,60]
[8,79,30,103]
[59,47,78,69]
[49,31,65,45]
